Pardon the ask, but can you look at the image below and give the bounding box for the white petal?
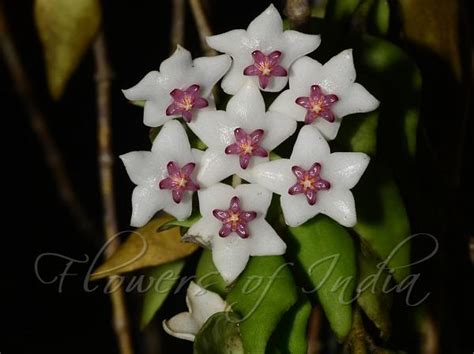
[186,216,222,246]
[188,111,237,149]
[332,83,380,118]
[247,218,286,256]
[324,152,370,189]
[280,31,321,67]
[206,30,248,56]
[290,125,330,167]
[120,151,163,186]
[212,234,250,283]
[252,159,295,195]
[235,184,272,215]
[269,89,306,122]
[191,148,204,162]
[159,45,193,78]
[288,56,323,94]
[143,100,172,127]
[219,64,245,96]
[226,81,266,126]
[312,117,342,140]
[247,4,283,44]
[130,186,166,227]
[193,54,232,97]
[197,183,235,217]
[164,197,193,221]
[152,121,194,164]
[319,49,356,94]
[262,112,297,151]
[280,193,319,227]
[122,71,160,101]
[318,188,356,227]
[186,281,228,327]
[197,148,239,187]
[163,313,199,342]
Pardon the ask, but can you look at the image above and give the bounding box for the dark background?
[1,0,472,353]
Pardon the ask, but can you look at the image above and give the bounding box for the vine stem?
[171,0,185,51]
[93,32,133,354]
[307,306,322,354]
[189,0,217,56]
[0,3,95,237]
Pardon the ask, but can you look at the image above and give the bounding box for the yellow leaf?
[91,215,199,280]
[35,0,101,99]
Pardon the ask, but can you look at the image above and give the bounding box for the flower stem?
[189,0,216,56]
[93,31,134,354]
[170,0,185,52]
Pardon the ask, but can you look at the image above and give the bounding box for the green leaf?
[140,259,185,329]
[288,215,356,339]
[35,0,101,99]
[325,0,361,25]
[194,312,244,354]
[195,249,228,297]
[226,256,298,354]
[336,110,378,155]
[267,297,311,354]
[353,164,411,283]
[356,251,392,339]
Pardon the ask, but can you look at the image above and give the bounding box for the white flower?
[188,81,296,187]
[122,45,231,127]
[270,49,380,140]
[120,121,202,227]
[252,126,370,227]
[206,4,320,94]
[163,281,229,342]
[187,183,286,283]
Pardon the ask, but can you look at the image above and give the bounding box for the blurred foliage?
[35,0,101,99]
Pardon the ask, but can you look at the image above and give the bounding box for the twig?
[285,0,311,30]
[0,3,95,237]
[170,0,185,52]
[307,305,322,354]
[189,0,216,56]
[93,32,133,354]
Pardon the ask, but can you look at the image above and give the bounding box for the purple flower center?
[225,128,269,169]
[159,161,200,203]
[166,84,209,123]
[295,85,339,124]
[213,196,257,239]
[288,163,331,205]
[243,50,288,89]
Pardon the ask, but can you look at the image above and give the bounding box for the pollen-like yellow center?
[173,175,188,188]
[311,100,323,114]
[257,59,272,76]
[240,142,254,154]
[180,96,194,111]
[300,176,317,190]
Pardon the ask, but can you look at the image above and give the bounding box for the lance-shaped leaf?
[91,215,199,280]
[356,251,392,339]
[141,259,186,329]
[336,110,378,156]
[226,256,297,354]
[267,297,312,354]
[353,164,411,283]
[288,215,356,339]
[35,0,101,99]
[194,312,244,354]
[195,249,228,297]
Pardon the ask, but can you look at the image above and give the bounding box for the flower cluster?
[121,4,379,340]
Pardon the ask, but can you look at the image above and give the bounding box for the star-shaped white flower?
[270,49,380,140]
[206,4,320,94]
[120,121,202,227]
[186,183,286,283]
[188,81,296,187]
[163,281,229,342]
[122,45,231,127]
[252,126,370,227]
